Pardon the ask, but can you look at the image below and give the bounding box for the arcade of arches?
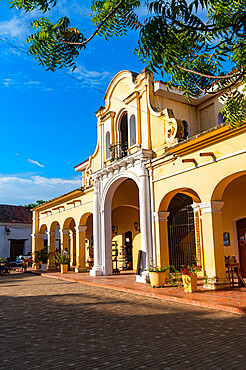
[32,170,246,289]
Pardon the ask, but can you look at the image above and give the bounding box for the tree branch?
[177,64,242,80]
[57,0,125,46]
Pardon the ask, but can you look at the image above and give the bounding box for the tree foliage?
[10,0,246,127]
[23,200,46,208]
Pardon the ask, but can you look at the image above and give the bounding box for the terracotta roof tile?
[0,205,32,224]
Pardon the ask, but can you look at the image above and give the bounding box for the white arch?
[102,171,140,206]
[101,173,140,275]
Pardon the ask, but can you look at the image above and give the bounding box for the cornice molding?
[92,149,153,181]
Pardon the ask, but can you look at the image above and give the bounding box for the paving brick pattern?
[1,272,246,369]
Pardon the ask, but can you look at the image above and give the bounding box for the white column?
[136,161,152,282]
[90,178,102,276]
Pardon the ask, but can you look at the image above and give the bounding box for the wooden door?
[238,228,246,277]
[10,240,24,261]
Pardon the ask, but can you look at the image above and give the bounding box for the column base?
[90,266,103,276]
[136,270,149,284]
[203,277,230,290]
[75,267,87,273]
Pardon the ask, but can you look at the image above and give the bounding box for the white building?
[0,205,32,260]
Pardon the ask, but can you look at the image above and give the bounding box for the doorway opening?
[120,231,133,270]
[237,218,246,277]
[110,178,140,275]
[168,193,196,271]
[10,240,24,261]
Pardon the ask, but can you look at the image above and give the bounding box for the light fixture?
[134,221,140,233]
[112,225,117,235]
[5,227,10,236]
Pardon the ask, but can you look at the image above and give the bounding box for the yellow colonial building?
[32,69,246,289]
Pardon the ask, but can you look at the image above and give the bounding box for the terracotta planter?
[182,274,197,293]
[149,271,166,288]
[61,264,68,274]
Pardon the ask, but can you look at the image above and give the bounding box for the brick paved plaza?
[1,272,246,369]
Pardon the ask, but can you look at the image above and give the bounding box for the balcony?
[109,142,128,163]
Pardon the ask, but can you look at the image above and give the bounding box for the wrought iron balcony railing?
[109,142,128,162]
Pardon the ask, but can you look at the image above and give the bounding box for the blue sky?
[0,0,148,205]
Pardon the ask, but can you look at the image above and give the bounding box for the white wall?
[0,223,32,259]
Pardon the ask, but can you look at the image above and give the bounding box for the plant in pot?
[180,263,202,293]
[148,261,170,288]
[32,250,42,270]
[53,251,71,274]
[33,247,50,272]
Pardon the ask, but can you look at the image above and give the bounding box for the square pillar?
[47,231,56,270]
[75,226,87,273]
[199,201,229,289]
[153,212,170,267]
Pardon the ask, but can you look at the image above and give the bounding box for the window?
[130,114,136,146]
[182,120,189,140]
[105,131,110,160]
[218,112,224,125]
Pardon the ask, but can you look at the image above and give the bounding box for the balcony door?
[120,112,128,156]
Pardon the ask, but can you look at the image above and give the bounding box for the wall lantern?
[5,227,10,236]
[134,221,140,233]
[112,225,117,236]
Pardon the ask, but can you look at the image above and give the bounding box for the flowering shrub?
[145,276,151,284]
[180,264,202,276]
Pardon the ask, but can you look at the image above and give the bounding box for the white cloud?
[27,159,45,168]
[70,65,114,89]
[0,174,82,205]
[0,15,29,41]
[24,81,40,85]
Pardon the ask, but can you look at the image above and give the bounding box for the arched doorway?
[167,193,196,270]
[39,224,48,250]
[50,221,61,253]
[111,179,140,273]
[102,174,143,276]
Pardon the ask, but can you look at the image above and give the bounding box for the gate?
[168,205,196,271]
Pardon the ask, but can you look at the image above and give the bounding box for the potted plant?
[32,250,42,270]
[53,251,71,274]
[33,247,51,272]
[148,261,169,288]
[180,263,202,293]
